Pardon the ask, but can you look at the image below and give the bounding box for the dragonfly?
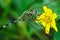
[0,8,38,30]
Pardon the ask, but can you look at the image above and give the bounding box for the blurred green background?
[0,0,60,40]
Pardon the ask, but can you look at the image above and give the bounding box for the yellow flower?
[35,6,58,34]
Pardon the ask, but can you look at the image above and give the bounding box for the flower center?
[44,15,52,23]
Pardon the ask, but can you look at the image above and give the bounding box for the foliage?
[0,0,60,40]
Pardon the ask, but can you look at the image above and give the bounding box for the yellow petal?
[52,13,57,19]
[41,21,46,27]
[48,8,52,14]
[47,9,52,15]
[51,20,58,32]
[35,19,43,22]
[43,6,53,16]
[35,13,45,22]
[45,23,50,34]
[43,6,48,13]
[45,8,52,17]
[39,13,45,18]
